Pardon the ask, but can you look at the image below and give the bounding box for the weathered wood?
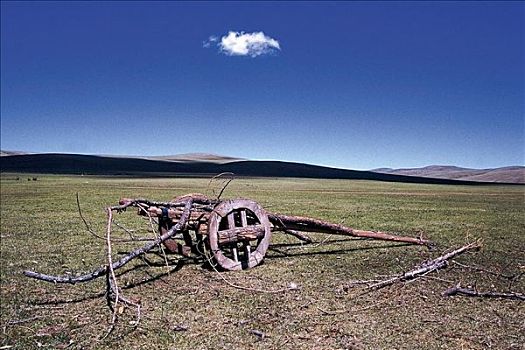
[172,193,212,204]
[443,285,525,301]
[218,225,266,245]
[227,212,235,229]
[269,214,431,247]
[120,197,214,207]
[208,199,272,271]
[163,239,193,257]
[240,209,248,227]
[141,206,208,222]
[362,241,482,290]
[278,229,313,243]
[197,223,209,235]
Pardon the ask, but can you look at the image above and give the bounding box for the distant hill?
[145,153,245,163]
[0,150,31,157]
[372,165,525,184]
[1,152,522,185]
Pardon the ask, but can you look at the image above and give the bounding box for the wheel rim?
[208,199,272,270]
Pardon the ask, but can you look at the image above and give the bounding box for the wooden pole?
[269,213,432,247]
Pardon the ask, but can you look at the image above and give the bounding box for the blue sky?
[1,1,523,170]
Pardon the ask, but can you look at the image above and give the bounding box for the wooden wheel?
[208,199,272,271]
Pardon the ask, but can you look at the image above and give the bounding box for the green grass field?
[1,174,524,349]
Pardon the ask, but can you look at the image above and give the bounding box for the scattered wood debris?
[348,241,482,290]
[443,284,525,301]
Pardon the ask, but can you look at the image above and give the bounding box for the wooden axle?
[141,206,208,222]
[217,224,265,245]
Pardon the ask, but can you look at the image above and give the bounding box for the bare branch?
[348,241,482,290]
[269,213,432,247]
[24,199,194,284]
[76,192,105,241]
[443,284,525,301]
[207,172,235,200]
[279,229,313,244]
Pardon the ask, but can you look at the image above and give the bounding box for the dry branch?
[351,241,482,290]
[269,213,432,247]
[279,229,313,243]
[443,285,525,301]
[207,172,235,200]
[24,199,194,284]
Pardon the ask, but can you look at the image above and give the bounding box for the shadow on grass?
[30,257,189,306]
[28,240,412,306]
[267,240,413,258]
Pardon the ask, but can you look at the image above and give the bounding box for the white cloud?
[204,31,281,57]
[202,35,218,48]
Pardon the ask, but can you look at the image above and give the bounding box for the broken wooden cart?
[126,193,431,271]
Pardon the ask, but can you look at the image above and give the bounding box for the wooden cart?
[24,193,431,285]
[141,196,272,271]
[134,193,429,271]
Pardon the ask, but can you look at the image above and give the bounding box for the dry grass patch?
[1,175,524,349]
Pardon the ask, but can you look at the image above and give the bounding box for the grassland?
[1,174,524,349]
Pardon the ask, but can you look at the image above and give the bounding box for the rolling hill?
[0,152,523,185]
[145,153,245,163]
[373,165,525,184]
